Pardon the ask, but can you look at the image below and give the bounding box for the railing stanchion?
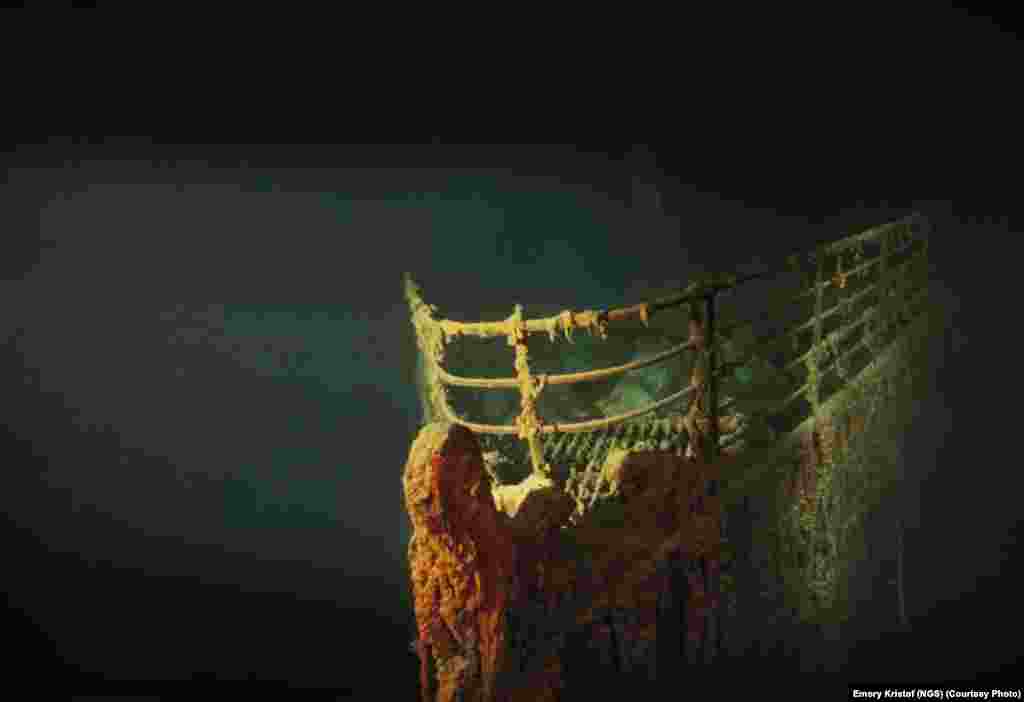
[705,288,719,466]
[811,249,825,422]
[508,303,548,477]
[879,225,893,344]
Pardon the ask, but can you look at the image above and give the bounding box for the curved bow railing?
[405,212,931,479]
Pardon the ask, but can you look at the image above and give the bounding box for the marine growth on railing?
[404,212,930,479]
[404,271,735,475]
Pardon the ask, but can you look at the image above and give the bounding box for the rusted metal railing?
[404,273,724,476]
[404,212,930,478]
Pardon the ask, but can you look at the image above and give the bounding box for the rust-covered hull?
[404,422,725,701]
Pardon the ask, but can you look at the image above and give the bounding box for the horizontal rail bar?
[781,252,924,343]
[780,278,926,379]
[764,308,905,422]
[782,295,883,373]
[819,213,924,256]
[604,270,774,320]
[816,317,892,379]
[793,235,925,301]
[439,381,700,436]
[749,282,876,360]
[793,255,878,302]
[816,285,929,378]
[436,309,601,341]
[775,307,931,445]
[437,336,701,389]
[406,216,926,346]
[770,286,929,411]
[422,271,778,343]
[653,259,878,352]
[715,242,918,339]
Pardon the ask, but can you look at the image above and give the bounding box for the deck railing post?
[508,303,548,477]
[879,226,892,342]
[811,248,825,421]
[704,288,719,466]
